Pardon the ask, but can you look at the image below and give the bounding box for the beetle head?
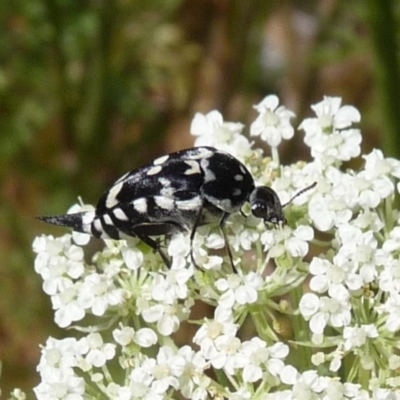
[249,182,317,225]
[249,186,285,225]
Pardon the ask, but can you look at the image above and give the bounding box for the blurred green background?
[1,0,400,395]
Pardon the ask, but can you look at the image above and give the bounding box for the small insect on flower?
[38,146,316,269]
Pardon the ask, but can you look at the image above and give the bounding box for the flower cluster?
[27,95,400,399]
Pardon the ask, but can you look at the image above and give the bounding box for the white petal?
[334,105,361,129]
[279,365,298,385]
[142,305,164,323]
[135,328,158,347]
[310,312,328,334]
[299,293,320,317]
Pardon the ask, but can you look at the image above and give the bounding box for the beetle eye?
[249,186,284,223]
[251,203,266,218]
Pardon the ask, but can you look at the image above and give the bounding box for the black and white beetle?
[39,146,315,268]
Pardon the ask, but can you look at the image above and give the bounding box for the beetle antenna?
[282,182,317,208]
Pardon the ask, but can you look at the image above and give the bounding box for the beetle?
[39,146,315,268]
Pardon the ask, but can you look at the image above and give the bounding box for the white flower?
[34,369,85,400]
[235,228,260,251]
[192,309,243,375]
[310,256,363,293]
[51,283,86,328]
[308,192,352,231]
[202,332,243,373]
[168,232,191,257]
[337,224,377,260]
[300,96,361,165]
[136,328,158,348]
[121,245,144,270]
[150,266,193,304]
[286,225,313,257]
[382,291,400,332]
[382,227,400,253]
[33,234,85,296]
[299,293,320,318]
[141,299,192,336]
[190,110,244,146]
[113,325,136,346]
[309,129,362,164]
[299,288,351,334]
[205,233,225,249]
[193,306,237,344]
[261,225,313,258]
[113,325,157,348]
[372,388,400,399]
[355,169,394,208]
[352,208,383,232]
[178,346,210,400]
[105,382,134,400]
[127,366,158,399]
[321,381,364,399]
[141,346,186,394]
[250,95,295,147]
[363,149,400,180]
[215,272,263,308]
[36,337,87,379]
[334,224,380,285]
[239,338,288,383]
[190,110,253,161]
[279,367,327,398]
[78,273,125,316]
[34,337,88,400]
[343,325,378,350]
[300,96,360,136]
[379,258,400,293]
[81,332,116,368]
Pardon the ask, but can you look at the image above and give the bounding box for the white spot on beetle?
[147,165,162,176]
[93,219,103,234]
[133,198,147,213]
[201,158,216,181]
[113,208,129,221]
[176,196,202,210]
[161,186,176,198]
[234,174,244,181]
[239,165,247,175]
[154,196,175,210]
[159,177,171,186]
[106,181,124,208]
[103,214,113,226]
[219,198,233,211]
[153,155,169,165]
[188,147,214,159]
[206,195,233,213]
[184,160,201,175]
[233,189,241,196]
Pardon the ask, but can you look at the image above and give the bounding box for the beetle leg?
[189,204,205,268]
[218,213,237,273]
[132,221,184,268]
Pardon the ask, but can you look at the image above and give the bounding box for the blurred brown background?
[1,0,400,395]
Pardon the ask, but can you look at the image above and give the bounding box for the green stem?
[366,0,400,158]
[271,146,280,166]
[213,368,233,391]
[290,285,313,370]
